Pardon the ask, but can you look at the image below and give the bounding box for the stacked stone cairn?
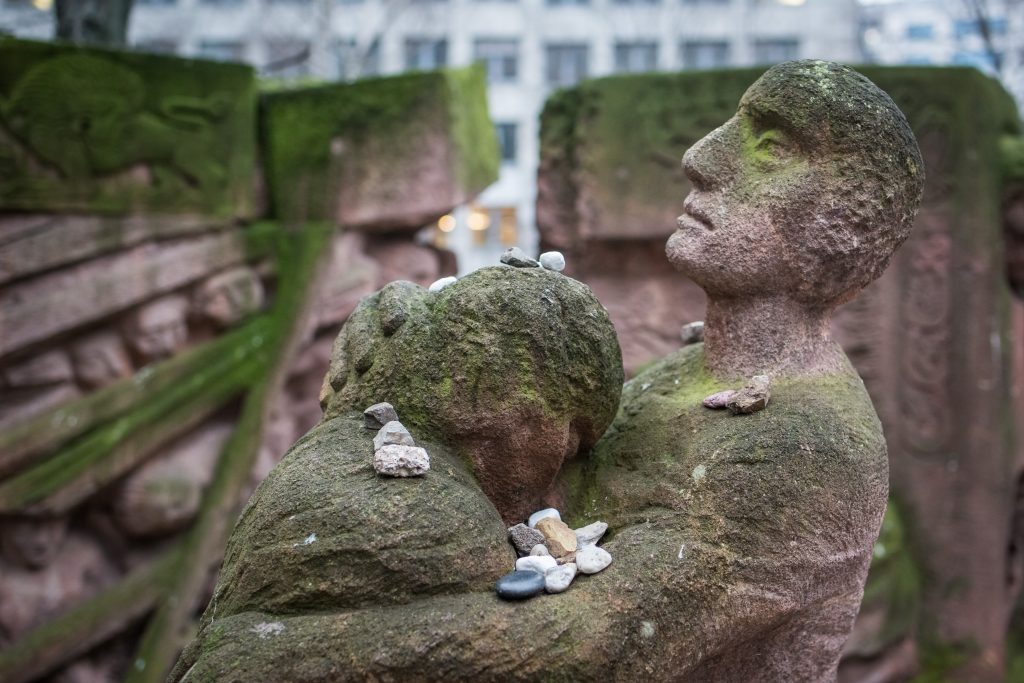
[364,402,430,477]
[496,509,612,599]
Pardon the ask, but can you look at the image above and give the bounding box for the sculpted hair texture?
[746,60,926,305]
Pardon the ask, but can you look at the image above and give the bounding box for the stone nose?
[682,118,738,191]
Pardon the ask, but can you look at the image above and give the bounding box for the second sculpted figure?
[172,61,924,682]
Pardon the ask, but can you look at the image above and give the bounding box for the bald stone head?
[668,60,925,309]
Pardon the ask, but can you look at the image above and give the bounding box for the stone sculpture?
[171,61,923,682]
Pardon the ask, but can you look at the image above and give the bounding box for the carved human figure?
[172,61,923,683]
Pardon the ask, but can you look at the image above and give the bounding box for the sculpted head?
[668,60,925,308]
[320,267,623,523]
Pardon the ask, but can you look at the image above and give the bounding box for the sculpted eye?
[756,132,788,154]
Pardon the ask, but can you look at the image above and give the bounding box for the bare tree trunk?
[55,0,133,48]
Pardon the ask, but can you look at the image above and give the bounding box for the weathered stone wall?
[0,36,496,683]
[537,66,1024,683]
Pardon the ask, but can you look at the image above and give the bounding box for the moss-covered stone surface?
[0,38,256,216]
[173,343,888,682]
[198,413,515,620]
[321,266,623,522]
[260,65,499,225]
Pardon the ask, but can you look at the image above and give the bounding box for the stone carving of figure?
[171,61,923,683]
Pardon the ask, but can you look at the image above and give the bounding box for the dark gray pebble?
[495,570,545,600]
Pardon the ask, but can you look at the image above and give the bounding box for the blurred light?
[864,28,882,47]
[32,0,52,9]
[437,214,456,232]
[777,0,806,5]
[467,209,491,232]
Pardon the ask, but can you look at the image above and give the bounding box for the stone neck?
[702,295,842,380]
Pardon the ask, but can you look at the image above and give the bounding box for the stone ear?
[377,281,420,336]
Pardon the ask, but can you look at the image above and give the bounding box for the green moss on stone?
[0,37,256,217]
[260,66,497,222]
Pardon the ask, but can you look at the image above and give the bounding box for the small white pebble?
[516,554,558,574]
[528,508,561,528]
[530,544,551,556]
[574,521,608,547]
[544,562,577,593]
[577,545,612,574]
[428,276,457,293]
[539,251,566,272]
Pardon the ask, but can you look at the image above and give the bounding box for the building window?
[197,40,245,62]
[335,38,380,79]
[135,39,179,55]
[681,40,729,69]
[545,44,588,88]
[953,19,979,38]
[752,38,799,64]
[495,122,517,163]
[474,39,519,83]
[405,38,447,71]
[905,23,934,40]
[264,39,311,78]
[614,42,658,73]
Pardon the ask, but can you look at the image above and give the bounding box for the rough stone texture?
[0,515,68,569]
[172,62,913,683]
[2,349,73,387]
[69,331,133,389]
[260,65,498,226]
[171,348,891,683]
[0,532,117,646]
[124,294,190,362]
[315,232,380,330]
[363,402,399,430]
[0,229,248,358]
[701,389,736,410]
[181,413,514,625]
[680,321,704,346]
[500,246,539,268]
[0,214,228,286]
[539,62,1023,682]
[726,375,771,415]
[373,421,415,450]
[508,523,545,557]
[373,444,430,477]
[320,267,623,524]
[0,37,256,217]
[536,517,577,558]
[111,421,231,538]
[192,267,265,329]
[0,383,81,431]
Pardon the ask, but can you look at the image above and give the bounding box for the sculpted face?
[669,97,817,298]
[667,60,925,307]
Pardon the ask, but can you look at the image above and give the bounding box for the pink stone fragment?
[702,390,737,410]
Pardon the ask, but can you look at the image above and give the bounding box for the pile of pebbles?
[364,402,430,477]
[496,508,612,600]
[426,249,567,294]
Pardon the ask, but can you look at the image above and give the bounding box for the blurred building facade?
[1,0,863,271]
[861,0,1024,109]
